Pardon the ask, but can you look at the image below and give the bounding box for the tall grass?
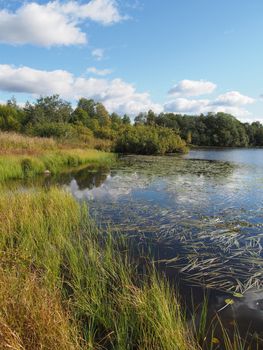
[0,131,112,155]
[0,188,256,349]
[0,132,115,181]
[0,131,56,155]
[0,188,197,350]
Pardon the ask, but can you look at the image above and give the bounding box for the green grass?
[0,187,257,349]
[0,188,197,350]
[0,150,115,181]
[0,131,115,181]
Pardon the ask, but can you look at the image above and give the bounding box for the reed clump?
[0,187,197,350]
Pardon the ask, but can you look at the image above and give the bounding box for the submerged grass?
[0,188,197,350]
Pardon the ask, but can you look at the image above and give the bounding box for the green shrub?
[115,125,188,155]
[31,122,78,139]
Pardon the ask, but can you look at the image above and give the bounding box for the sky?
[0,0,263,122]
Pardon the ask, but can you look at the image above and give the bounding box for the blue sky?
[0,0,262,121]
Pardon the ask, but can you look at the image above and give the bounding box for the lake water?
[14,149,263,347]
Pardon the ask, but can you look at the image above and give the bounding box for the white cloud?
[92,48,105,60]
[0,64,162,115]
[0,64,74,95]
[212,91,254,106]
[165,98,210,115]
[164,97,253,118]
[87,67,112,76]
[0,66,256,120]
[168,79,217,97]
[0,0,125,47]
[165,80,255,120]
[61,0,127,25]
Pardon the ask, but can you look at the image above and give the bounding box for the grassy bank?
[0,188,197,350]
[0,132,115,181]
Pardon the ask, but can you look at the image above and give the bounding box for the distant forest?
[1,95,263,154]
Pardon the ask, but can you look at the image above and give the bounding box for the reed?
[0,187,257,349]
[0,131,56,155]
[0,188,197,349]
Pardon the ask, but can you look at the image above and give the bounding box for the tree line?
[135,110,263,147]
[1,95,263,154]
[0,95,187,154]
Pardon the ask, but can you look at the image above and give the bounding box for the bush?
[30,122,78,139]
[115,125,188,155]
[0,105,25,132]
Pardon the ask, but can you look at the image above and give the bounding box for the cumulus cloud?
[165,98,210,115]
[87,67,112,76]
[0,64,162,115]
[165,80,255,119]
[0,0,125,46]
[168,79,217,97]
[164,98,255,118]
[212,91,254,106]
[0,64,74,95]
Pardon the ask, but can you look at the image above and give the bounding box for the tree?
[70,107,90,126]
[134,112,146,125]
[95,103,111,127]
[0,104,24,132]
[24,95,72,125]
[122,114,131,125]
[146,110,156,126]
[77,98,96,118]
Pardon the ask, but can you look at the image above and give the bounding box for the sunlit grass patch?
[0,131,56,155]
[0,149,115,181]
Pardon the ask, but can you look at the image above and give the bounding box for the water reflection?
[64,155,262,291]
[69,172,149,201]
[67,152,263,347]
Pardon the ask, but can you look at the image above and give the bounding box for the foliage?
[30,122,78,139]
[0,104,25,132]
[2,94,263,153]
[23,95,72,125]
[156,112,250,147]
[0,95,187,155]
[115,124,187,154]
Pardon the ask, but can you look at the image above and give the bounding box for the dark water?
[12,149,263,347]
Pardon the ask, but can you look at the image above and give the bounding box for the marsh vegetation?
[0,133,262,349]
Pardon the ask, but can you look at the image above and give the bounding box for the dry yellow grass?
[0,267,81,350]
[0,132,56,155]
[0,131,113,156]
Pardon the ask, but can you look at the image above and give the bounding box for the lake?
[13,148,263,347]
